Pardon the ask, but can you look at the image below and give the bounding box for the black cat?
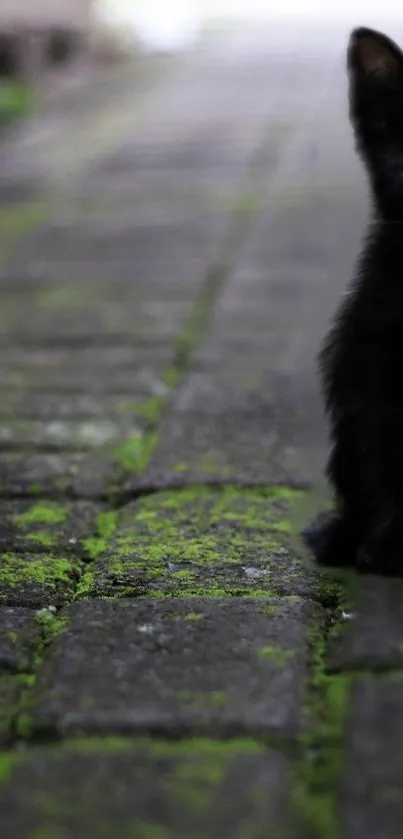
[303,27,403,574]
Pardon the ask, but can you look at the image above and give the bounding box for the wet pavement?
[0,22,398,839]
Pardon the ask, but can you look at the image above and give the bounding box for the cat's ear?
[348,27,403,81]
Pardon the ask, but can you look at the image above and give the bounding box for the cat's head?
[348,27,403,220]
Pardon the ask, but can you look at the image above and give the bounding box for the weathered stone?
[330,578,403,672]
[0,447,155,501]
[0,418,147,451]
[0,739,296,839]
[0,391,167,421]
[14,218,223,268]
[0,607,41,672]
[140,375,323,489]
[0,552,78,608]
[0,453,104,499]
[30,598,324,738]
[0,499,102,556]
[342,674,403,839]
[77,486,319,600]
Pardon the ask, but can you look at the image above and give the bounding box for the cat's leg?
[302,508,358,566]
[302,439,361,566]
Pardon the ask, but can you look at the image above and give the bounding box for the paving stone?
[342,674,403,839]
[13,218,223,267]
[0,346,173,396]
[0,346,173,373]
[0,391,168,421]
[0,552,79,608]
[330,578,403,672]
[30,597,323,738]
[0,607,41,673]
[0,295,191,344]
[0,739,296,839]
[0,372,168,394]
[0,448,152,501]
[78,486,319,600]
[0,417,147,451]
[0,500,102,556]
[0,453,107,499]
[140,372,323,489]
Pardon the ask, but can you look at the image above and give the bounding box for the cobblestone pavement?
[0,23,398,839]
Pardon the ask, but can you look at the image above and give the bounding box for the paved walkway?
[0,23,398,839]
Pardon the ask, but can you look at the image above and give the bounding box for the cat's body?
[304,27,403,574]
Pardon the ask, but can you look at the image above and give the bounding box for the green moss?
[29,484,44,497]
[9,611,69,743]
[35,609,68,642]
[76,485,312,599]
[184,612,205,622]
[13,503,68,527]
[30,828,66,839]
[257,645,294,666]
[15,674,36,688]
[4,630,18,644]
[293,604,353,839]
[0,752,20,783]
[136,397,165,424]
[84,510,119,559]
[31,531,58,548]
[15,712,34,739]
[0,554,74,593]
[113,431,159,473]
[0,80,32,125]
[176,690,228,709]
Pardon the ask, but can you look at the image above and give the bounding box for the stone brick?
[77,486,318,600]
[0,499,102,556]
[0,739,296,839]
[342,674,403,839]
[330,578,403,672]
[0,607,41,673]
[30,598,324,738]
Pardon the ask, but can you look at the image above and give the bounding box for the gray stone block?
[78,486,318,600]
[0,607,41,673]
[0,500,102,556]
[30,598,324,738]
[140,371,324,489]
[342,674,403,839]
[0,552,79,608]
[330,578,403,672]
[0,739,296,839]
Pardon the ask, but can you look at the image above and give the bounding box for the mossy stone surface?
[0,738,296,838]
[0,500,102,557]
[77,485,318,599]
[0,553,77,608]
[0,607,42,673]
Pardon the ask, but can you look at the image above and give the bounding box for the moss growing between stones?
[84,511,119,560]
[293,580,354,839]
[9,610,69,744]
[113,431,159,474]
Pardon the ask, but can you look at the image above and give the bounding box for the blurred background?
[0,1,402,140]
[0,0,403,506]
[0,1,402,139]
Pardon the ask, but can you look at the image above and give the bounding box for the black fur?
[303,27,403,574]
